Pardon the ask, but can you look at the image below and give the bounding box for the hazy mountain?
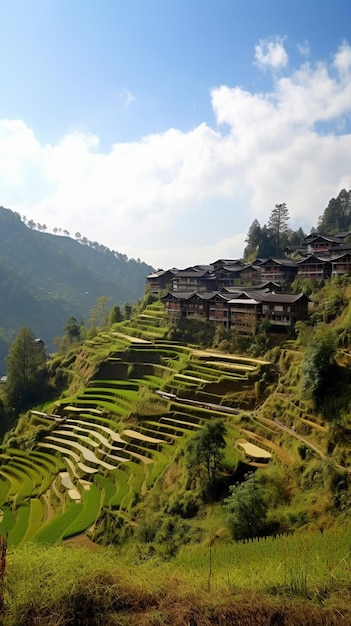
[0,206,154,371]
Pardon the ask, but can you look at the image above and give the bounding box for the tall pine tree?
[267,202,290,256]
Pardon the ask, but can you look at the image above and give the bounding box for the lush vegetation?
[0,190,350,623]
[0,276,349,622]
[3,523,350,625]
[317,188,351,233]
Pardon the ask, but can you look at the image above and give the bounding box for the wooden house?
[227,290,309,334]
[215,264,261,289]
[161,291,212,320]
[171,268,217,292]
[145,269,178,293]
[296,255,332,280]
[260,292,310,331]
[258,258,298,283]
[228,291,263,334]
[303,234,343,256]
[331,252,351,276]
[207,292,232,327]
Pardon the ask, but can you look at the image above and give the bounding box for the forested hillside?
[0,207,154,372]
[317,188,351,233]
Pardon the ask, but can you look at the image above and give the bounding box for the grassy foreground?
[2,521,350,625]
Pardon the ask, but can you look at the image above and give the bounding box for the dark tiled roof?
[229,290,309,304]
[147,268,178,279]
[297,255,332,264]
[260,292,309,303]
[334,231,351,238]
[173,269,215,278]
[329,243,351,252]
[330,251,351,261]
[211,259,242,266]
[259,258,297,267]
[192,264,214,272]
[307,234,343,244]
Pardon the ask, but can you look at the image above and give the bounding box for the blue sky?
[0,0,350,268]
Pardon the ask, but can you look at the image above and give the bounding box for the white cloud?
[120,88,136,110]
[297,40,310,57]
[334,41,351,75]
[0,43,350,270]
[255,36,288,69]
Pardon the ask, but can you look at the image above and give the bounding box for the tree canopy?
[300,331,339,412]
[267,202,290,256]
[6,327,48,412]
[317,189,351,233]
[243,203,304,261]
[185,420,226,484]
[224,473,268,540]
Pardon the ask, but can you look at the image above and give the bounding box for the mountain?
[0,206,154,370]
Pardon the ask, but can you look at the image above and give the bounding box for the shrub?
[224,473,269,540]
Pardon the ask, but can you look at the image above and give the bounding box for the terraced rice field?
[0,305,287,545]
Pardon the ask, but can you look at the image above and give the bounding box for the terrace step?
[160,416,202,430]
[42,435,117,471]
[122,429,163,445]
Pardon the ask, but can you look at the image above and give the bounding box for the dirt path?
[42,488,56,523]
[64,533,100,551]
[270,418,351,474]
[141,464,148,496]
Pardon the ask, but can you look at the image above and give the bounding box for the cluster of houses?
[146,231,351,335]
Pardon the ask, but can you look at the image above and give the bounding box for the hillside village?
[0,222,351,623]
[146,230,351,334]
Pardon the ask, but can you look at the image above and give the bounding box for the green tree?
[89,296,111,329]
[224,473,268,540]
[63,317,81,343]
[268,202,290,256]
[123,303,133,320]
[6,327,47,412]
[109,305,123,325]
[243,219,262,262]
[169,317,216,347]
[186,420,226,483]
[300,332,337,409]
[317,189,351,233]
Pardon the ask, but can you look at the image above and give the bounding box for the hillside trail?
[264,417,351,474]
[162,391,345,468]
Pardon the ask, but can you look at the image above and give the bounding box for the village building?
[331,251,351,276]
[147,229,351,335]
[215,263,261,289]
[146,269,178,293]
[161,288,310,335]
[258,258,298,283]
[161,291,218,321]
[296,255,332,280]
[171,268,217,292]
[302,234,344,256]
[227,290,310,334]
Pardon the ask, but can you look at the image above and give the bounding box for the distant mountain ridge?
[0,206,154,371]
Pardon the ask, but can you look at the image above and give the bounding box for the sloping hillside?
[0,297,349,549]
[0,206,154,369]
[0,296,350,623]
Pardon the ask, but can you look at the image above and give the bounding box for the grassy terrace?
[0,307,277,544]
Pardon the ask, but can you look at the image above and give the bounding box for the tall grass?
[175,521,351,598]
[3,535,350,626]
